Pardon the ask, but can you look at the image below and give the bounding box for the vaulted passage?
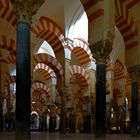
[0,0,140,139]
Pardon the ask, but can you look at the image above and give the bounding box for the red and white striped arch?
[0,52,16,64]
[126,74,140,105]
[31,16,65,54]
[0,0,16,26]
[81,0,139,50]
[114,59,125,80]
[0,56,8,64]
[115,0,139,49]
[0,34,16,51]
[34,53,63,79]
[0,34,16,64]
[80,0,104,22]
[106,59,114,72]
[6,52,16,64]
[32,82,51,96]
[34,63,56,82]
[69,38,94,65]
[31,91,46,112]
[69,65,89,87]
[5,74,16,87]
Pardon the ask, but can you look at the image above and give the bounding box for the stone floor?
[0,132,140,140]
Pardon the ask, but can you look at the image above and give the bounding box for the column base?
[131,132,138,137]
[131,125,138,137]
[16,122,30,140]
[16,135,30,140]
[95,132,106,138]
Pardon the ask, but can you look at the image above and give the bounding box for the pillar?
[60,56,70,133]
[83,98,92,133]
[91,40,112,137]
[51,83,56,103]
[16,14,31,140]
[86,68,96,133]
[12,0,44,139]
[59,88,67,134]
[0,64,4,131]
[127,65,140,137]
[106,70,114,133]
[0,94,4,131]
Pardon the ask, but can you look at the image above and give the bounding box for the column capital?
[91,40,112,64]
[127,65,140,82]
[12,0,44,23]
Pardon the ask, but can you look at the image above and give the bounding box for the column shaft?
[60,93,66,134]
[16,21,30,139]
[131,81,138,136]
[0,103,3,131]
[95,63,106,137]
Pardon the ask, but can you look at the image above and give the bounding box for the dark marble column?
[12,1,45,139]
[83,100,92,133]
[49,105,56,132]
[0,66,3,131]
[128,65,140,137]
[91,40,112,137]
[0,102,4,131]
[96,61,106,136]
[16,20,31,139]
[59,91,66,134]
[131,81,138,136]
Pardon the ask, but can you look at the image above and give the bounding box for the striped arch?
[0,52,16,64]
[32,82,51,96]
[6,52,16,64]
[34,53,63,80]
[115,0,139,49]
[34,63,56,82]
[114,59,125,80]
[0,0,17,26]
[106,59,114,72]
[69,65,89,87]
[80,0,104,22]
[31,82,51,113]
[126,74,140,105]
[0,34,16,64]
[69,38,94,65]
[5,74,16,87]
[31,16,65,54]
[0,56,8,64]
[32,92,46,113]
[0,34,16,51]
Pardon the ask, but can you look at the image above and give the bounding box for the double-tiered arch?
[34,53,64,89]
[34,63,56,83]
[31,16,65,54]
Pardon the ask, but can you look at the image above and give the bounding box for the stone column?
[0,94,4,131]
[51,83,56,103]
[59,87,67,134]
[60,57,70,134]
[0,63,3,131]
[12,0,44,139]
[49,105,56,132]
[83,98,92,133]
[91,40,112,137]
[127,65,140,137]
[86,69,96,133]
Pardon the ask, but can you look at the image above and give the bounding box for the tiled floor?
[0,132,140,140]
